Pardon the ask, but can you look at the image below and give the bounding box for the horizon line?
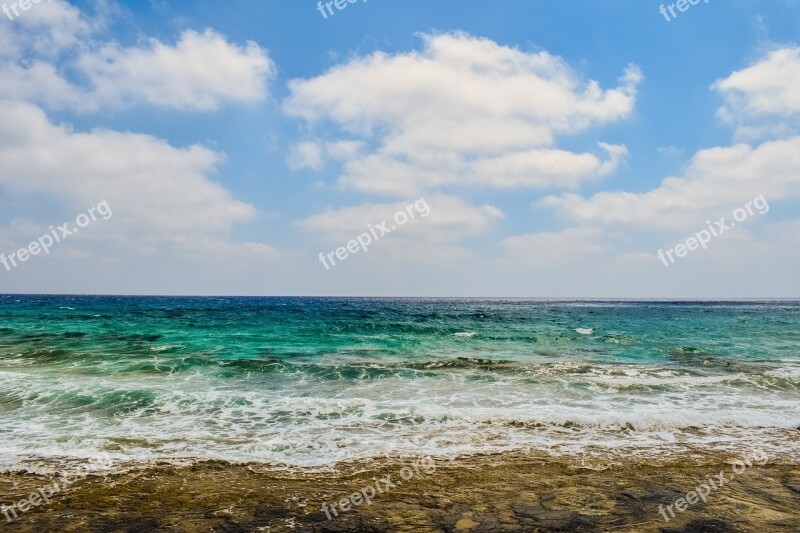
[2,294,800,301]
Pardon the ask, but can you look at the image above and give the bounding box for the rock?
[785,482,800,494]
[511,502,596,531]
[661,518,737,533]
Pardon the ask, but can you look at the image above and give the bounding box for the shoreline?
[1,451,798,532]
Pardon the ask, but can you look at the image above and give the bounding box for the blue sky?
[0,0,799,296]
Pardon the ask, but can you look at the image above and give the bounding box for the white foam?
[1,361,799,471]
[150,344,182,352]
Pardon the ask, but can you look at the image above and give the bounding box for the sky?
[0,0,798,297]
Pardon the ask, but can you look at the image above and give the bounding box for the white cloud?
[715,46,800,119]
[467,142,627,189]
[0,61,86,109]
[0,0,95,57]
[543,136,800,229]
[325,140,363,161]
[0,24,274,112]
[296,195,503,260]
[284,32,640,196]
[714,46,800,140]
[544,48,800,230]
[501,227,608,263]
[287,140,366,171]
[287,141,325,171]
[74,29,273,111]
[0,100,279,259]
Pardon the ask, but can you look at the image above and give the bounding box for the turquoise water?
[1,296,799,471]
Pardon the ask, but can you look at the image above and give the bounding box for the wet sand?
[1,451,799,532]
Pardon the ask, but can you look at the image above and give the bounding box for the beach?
[1,450,799,531]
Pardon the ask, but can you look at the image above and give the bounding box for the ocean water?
[1,296,799,473]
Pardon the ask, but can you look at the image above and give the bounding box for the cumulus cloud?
[543,137,800,229]
[74,29,273,111]
[543,48,800,230]
[0,0,95,58]
[467,142,627,189]
[0,101,279,259]
[0,22,274,112]
[284,32,640,196]
[0,61,86,109]
[714,46,800,140]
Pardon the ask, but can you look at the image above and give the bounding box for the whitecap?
[576,328,593,335]
[150,345,181,352]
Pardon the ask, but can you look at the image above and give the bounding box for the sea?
[1,295,799,475]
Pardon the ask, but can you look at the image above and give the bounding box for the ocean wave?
[1,297,799,472]
[1,362,798,470]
